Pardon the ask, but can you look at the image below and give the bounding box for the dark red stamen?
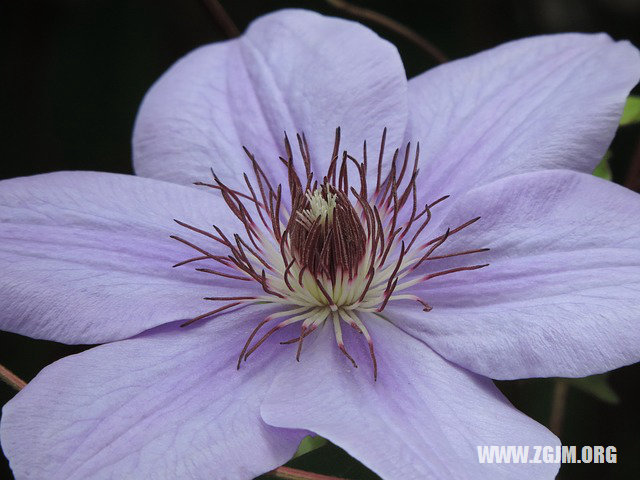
[181,301,242,328]
[171,128,489,380]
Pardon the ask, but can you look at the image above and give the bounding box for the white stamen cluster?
[299,189,337,227]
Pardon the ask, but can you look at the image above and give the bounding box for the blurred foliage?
[293,435,328,458]
[594,151,613,180]
[620,95,640,126]
[568,374,620,405]
[594,97,639,180]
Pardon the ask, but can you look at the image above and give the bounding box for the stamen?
[195,268,253,282]
[333,312,358,368]
[425,248,491,261]
[203,296,256,301]
[422,217,481,249]
[279,325,316,345]
[172,255,213,268]
[244,309,318,360]
[181,302,243,328]
[415,297,433,312]
[412,228,451,271]
[421,264,489,281]
[237,317,271,369]
[375,127,387,194]
[242,173,271,232]
[193,181,257,204]
[342,309,377,381]
[172,128,489,380]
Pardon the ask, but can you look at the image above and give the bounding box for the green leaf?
[567,373,620,405]
[620,95,640,126]
[593,151,612,180]
[293,435,328,458]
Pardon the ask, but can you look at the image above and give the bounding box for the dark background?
[1,1,639,479]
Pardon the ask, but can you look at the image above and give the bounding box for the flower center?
[172,128,489,380]
[289,184,366,286]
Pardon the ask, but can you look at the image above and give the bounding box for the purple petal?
[1,304,305,480]
[407,33,640,200]
[261,319,559,480]
[133,9,407,190]
[393,170,640,379]
[0,171,261,343]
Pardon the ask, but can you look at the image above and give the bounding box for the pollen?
[171,128,489,380]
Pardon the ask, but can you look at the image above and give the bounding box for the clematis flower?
[1,7,640,480]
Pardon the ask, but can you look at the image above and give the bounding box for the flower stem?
[325,0,448,64]
[201,0,240,38]
[549,378,569,437]
[0,363,27,391]
[267,466,348,480]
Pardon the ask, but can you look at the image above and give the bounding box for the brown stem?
[624,134,640,192]
[325,0,447,63]
[0,363,27,391]
[549,379,569,437]
[268,466,348,480]
[201,0,240,38]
